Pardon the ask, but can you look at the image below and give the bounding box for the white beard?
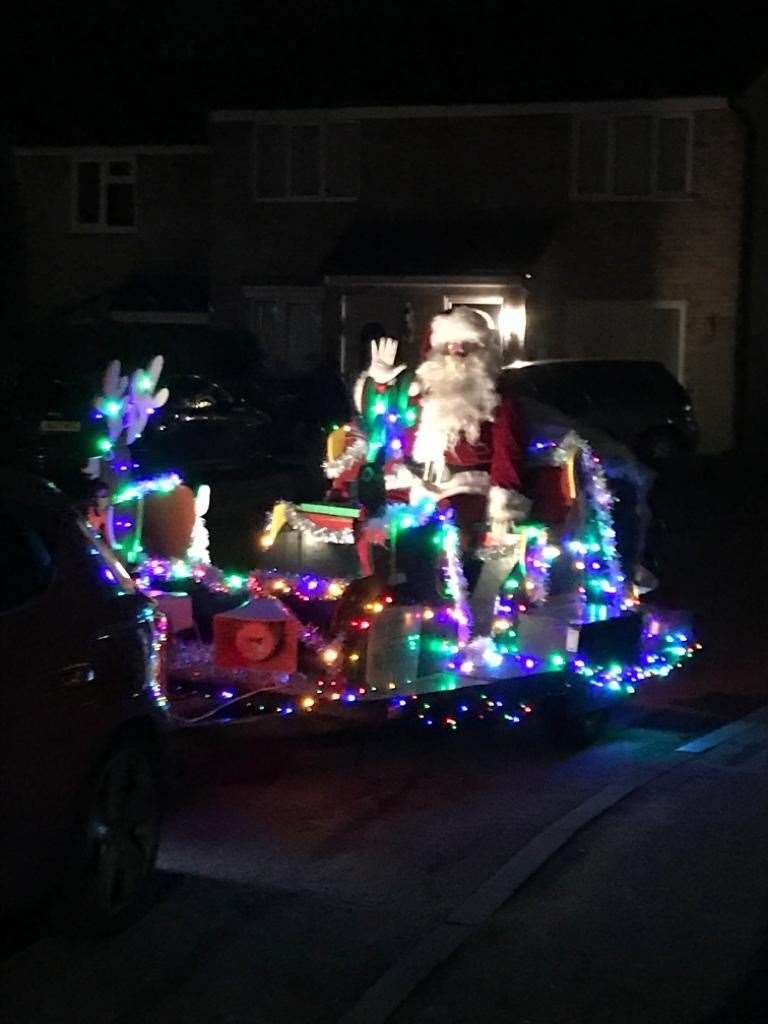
[412,351,499,471]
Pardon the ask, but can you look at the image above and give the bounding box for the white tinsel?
[323,433,368,479]
[263,502,355,545]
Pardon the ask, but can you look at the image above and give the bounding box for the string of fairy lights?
[140,432,697,728]
[86,353,697,732]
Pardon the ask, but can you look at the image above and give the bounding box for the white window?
[244,287,324,372]
[573,115,691,199]
[72,155,136,231]
[253,123,359,201]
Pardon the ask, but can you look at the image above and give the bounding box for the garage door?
[562,301,685,381]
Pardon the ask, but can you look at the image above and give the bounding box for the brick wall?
[741,70,768,450]
[16,149,211,319]
[210,104,745,451]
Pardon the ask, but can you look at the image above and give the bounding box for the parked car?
[247,364,353,459]
[0,471,169,935]
[0,371,275,492]
[134,373,273,481]
[503,359,699,463]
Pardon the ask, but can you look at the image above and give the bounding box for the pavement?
[2,455,768,1024]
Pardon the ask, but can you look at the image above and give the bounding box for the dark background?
[7,1,768,144]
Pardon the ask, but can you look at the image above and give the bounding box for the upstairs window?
[73,156,136,231]
[254,122,359,200]
[574,114,691,199]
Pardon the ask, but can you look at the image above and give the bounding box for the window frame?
[252,122,359,202]
[571,113,693,201]
[243,286,325,370]
[563,298,688,383]
[71,151,138,233]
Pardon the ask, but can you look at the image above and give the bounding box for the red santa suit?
[409,307,531,547]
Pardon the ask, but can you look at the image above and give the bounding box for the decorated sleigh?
[87,353,697,742]
[220,426,696,741]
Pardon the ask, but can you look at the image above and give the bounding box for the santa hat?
[429,306,495,350]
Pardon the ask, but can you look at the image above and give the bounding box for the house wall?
[210,103,745,452]
[15,148,211,319]
[739,70,768,450]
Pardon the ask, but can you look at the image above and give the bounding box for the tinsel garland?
[112,472,182,504]
[323,433,368,479]
[262,502,356,545]
[574,442,627,610]
[528,431,628,609]
[249,569,349,601]
[442,517,472,645]
[522,527,559,607]
[136,556,243,594]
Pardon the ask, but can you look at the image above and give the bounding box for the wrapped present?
[213,598,298,671]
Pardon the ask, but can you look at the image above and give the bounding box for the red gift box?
[213,598,299,671]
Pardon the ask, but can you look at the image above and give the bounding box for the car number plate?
[39,420,81,433]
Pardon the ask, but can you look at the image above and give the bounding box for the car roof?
[505,358,669,371]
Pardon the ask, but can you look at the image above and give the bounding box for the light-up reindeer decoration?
[86,355,170,556]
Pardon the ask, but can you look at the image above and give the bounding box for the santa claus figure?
[352,306,531,551]
[409,306,530,548]
[335,307,532,636]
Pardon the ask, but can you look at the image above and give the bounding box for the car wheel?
[62,738,163,935]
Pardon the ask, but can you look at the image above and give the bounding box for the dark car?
[503,359,699,463]
[134,373,273,480]
[246,363,353,457]
[0,472,169,935]
[2,371,274,491]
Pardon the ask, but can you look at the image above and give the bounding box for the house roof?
[324,220,552,278]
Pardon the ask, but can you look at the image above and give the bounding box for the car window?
[535,367,594,417]
[0,512,55,613]
[586,363,683,402]
[169,378,232,411]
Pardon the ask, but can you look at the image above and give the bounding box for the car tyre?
[59,737,163,935]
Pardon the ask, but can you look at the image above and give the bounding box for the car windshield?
[576,362,683,401]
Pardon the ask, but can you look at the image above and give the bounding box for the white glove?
[369,337,406,385]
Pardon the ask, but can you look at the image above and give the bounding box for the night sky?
[7,1,768,143]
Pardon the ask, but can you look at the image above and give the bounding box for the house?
[13,143,212,348]
[736,69,768,451]
[10,78,757,454]
[209,96,747,453]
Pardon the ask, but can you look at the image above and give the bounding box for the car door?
[0,504,115,909]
